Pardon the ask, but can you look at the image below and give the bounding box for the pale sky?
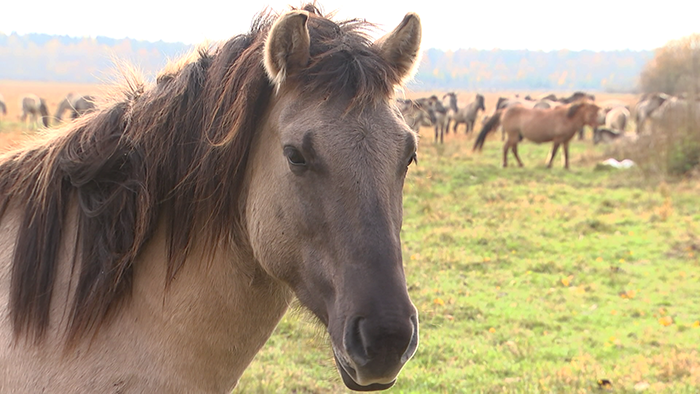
[1,0,698,51]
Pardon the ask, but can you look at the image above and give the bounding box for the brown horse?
[473,101,600,169]
[0,5,421,392]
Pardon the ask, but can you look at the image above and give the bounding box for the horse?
[533,99,561,110]
[558,91,595,104]
[445,92,485,134]
[604,106,629,132]
[0,93,7,116]
[593,127,623,144]
[473,101,600,169]
[19,94,50,128]
[492,96,537,140]
[634,92,670,134]
[54,93,97,121]
[397,98,433,133]
[0,5,421,392]
[597,99,629,112]
[648,95,700,130]
[553,92,597,140]
[426,95,448,143]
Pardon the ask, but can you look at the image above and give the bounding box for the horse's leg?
[547,143,560,168]
[563,142,570,169]
[502,140,511,167]
[512,143,524,167]
[577,127,584,140]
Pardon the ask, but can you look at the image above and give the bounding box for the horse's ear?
[374,13,422,83]
[264,10,310,87]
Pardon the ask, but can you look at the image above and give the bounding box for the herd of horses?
[398,90,698,168]
[0,92,96,129]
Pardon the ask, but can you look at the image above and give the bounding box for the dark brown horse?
[473,101,600,169]
[0,5,421,392]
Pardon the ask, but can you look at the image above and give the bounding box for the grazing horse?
[54,93,97,121]
[19,94,50,128]
[0,5,421,393]
[445,92,485,134]
[473,101,600,169]
[593,127,623,144]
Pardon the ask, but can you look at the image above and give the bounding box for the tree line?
[0,32,656,91]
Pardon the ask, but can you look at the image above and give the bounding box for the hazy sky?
[1,0,698,51]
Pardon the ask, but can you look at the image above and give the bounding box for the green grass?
[235,134,700,393]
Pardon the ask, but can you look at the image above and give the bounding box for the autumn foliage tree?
[619,34,700,178]
[639,34,700,95]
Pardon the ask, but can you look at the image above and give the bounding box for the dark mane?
[0,4,399,343]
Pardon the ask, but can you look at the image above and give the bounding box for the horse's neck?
[0,205,292,393]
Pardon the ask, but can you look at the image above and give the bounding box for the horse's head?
[246,8,421,391]
[476,94,486,112]
[442,92,457,111]
[568,101,600,128]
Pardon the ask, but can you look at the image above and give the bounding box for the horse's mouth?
[333,354,396,392]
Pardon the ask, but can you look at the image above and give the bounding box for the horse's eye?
[284,146,307,167]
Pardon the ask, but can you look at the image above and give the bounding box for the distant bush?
[639,34,700,95]
[613,34,700,178]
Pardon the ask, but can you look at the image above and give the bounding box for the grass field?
[1,83,698,393]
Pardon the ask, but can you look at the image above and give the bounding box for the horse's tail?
[473,110,502,152]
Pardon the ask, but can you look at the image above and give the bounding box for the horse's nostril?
[344,316,370,367]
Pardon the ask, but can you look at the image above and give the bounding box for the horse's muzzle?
[333,314,419,391]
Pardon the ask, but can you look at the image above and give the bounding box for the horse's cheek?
[246,194,300,281]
